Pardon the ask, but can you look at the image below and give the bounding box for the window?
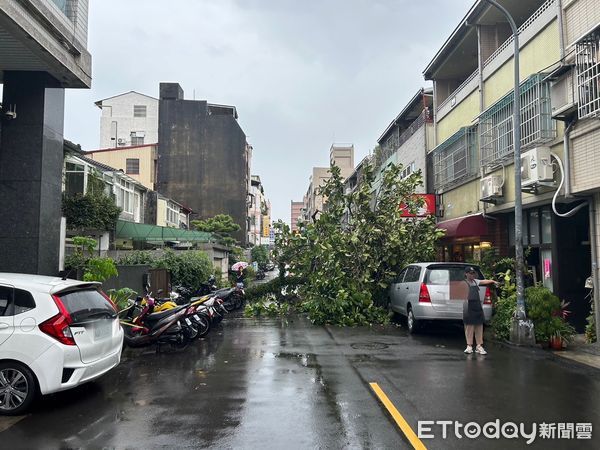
[126,158,140,175]
[65,162,85,197]
[114,178,134,214]
[56,289,115,324]
[133,105,147,118]
[130,131,145,146]
[13,289,35,315]
[166,202,179,226]
[576,29,600,119]
[479,74,555,170]
[396,268,408,283]
[0,286,12,316]
[432,126,478,191]
[404,266,421,283]
[401,162,416,179]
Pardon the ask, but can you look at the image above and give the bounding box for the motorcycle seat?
[146,305,187,322]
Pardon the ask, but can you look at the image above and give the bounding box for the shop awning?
[437,214,488,239]
[116,220,213,243]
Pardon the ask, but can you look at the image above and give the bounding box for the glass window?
[57,289,115,324]
[396,268,408,283]
[126,158,140,175]
[541,208,552,243]
[0,286,12,316]
[133,105,147,118]
[529,210,540,245]
[404,266,422,283]
[13,289,35,315]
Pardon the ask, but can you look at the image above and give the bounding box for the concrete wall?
[101,264,151,295]
[157,83,248,243]
[564,0,600,47]
[98,92,158,148]
[87,144,156,190]
[571,120,600,194]
[436,90,479,143]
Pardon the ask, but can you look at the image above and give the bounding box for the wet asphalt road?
[2,311,600,449]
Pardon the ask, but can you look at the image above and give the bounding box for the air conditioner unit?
[521,147,554,188]
[117,138,126,145]
[480,175,503,201]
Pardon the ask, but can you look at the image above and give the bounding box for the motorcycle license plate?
[185,318,192,326]
[193,314,201,321]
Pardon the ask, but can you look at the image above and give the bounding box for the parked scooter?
[119,294,197,349]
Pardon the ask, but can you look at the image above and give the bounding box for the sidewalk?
[552,334,600,370]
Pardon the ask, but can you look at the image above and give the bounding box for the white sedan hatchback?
[0,273,124,415]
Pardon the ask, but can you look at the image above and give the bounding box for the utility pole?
[482,0,534,344]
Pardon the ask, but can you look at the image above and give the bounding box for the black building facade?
[157,83,249,244]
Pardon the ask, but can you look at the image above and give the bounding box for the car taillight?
[418,283,431,303]
[484,287,492,305]
[40,313,75,345]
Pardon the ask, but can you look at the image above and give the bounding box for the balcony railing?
[431,126,479,192]
[479,73,555,170]
[376,110,431,170]
[436,0,557,122]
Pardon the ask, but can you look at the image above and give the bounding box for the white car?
[0,273,124,415]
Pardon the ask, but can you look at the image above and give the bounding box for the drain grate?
[351,342,389,350]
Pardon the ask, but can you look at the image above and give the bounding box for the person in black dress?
[463,266,498,355]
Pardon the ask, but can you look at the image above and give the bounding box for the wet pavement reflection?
[1,314,600,449]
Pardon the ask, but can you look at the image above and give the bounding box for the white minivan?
[388,263,493,333]
[0,274,124,415]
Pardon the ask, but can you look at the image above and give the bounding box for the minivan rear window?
[425,266,484,285]
[57,289,116,323]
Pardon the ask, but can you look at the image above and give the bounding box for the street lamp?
[482,0,534,344]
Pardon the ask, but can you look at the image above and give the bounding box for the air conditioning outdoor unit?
[117,138,126,145]
[521,147,554,189]
[480,175,503,202]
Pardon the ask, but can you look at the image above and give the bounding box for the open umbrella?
[231,261,249,271]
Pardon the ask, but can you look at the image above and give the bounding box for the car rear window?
[425,266,484,285]
[57,289,115,323]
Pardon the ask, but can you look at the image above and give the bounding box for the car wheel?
[0,362,37,416]
[407,307,420,334]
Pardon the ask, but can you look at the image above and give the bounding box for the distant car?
[0,274,124,415]
[388,263,493,333]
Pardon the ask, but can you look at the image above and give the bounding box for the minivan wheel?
[407,307,419,334]
[0,362,37,416]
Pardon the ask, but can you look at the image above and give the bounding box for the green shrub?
[117,251,155,265]
[107,287,137,311]
[152,250,213,292]
[64,236,118,282]
[244,297,291,317]
[62,193,121,231]
[491,293,516,341]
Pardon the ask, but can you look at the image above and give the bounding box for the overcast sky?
[65,0,473,223]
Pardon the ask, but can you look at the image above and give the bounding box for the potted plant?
[548,317,576,350]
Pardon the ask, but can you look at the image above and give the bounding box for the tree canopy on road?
[274,162,444,326]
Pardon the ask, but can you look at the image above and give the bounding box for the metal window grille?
[126,158,139,175]
[576,30,600,119]
[133,105,147,118]
[479,74,555,170]
[432,126,478,192]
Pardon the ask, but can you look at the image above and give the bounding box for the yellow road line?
[369,382,427,450]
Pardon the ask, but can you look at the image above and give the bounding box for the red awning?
[437,214,488,239]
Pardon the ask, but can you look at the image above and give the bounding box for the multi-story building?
[290,201,304,232]
[375,88,435,193]
[303,144,355,221]
[0,0,92,274]
[86,144,158,191]
[424,0,593,329]
[248,175,271,246]
[95,91,158,149]
[157,83,250,244]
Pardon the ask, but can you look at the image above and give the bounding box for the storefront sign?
[400,194,436,217]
